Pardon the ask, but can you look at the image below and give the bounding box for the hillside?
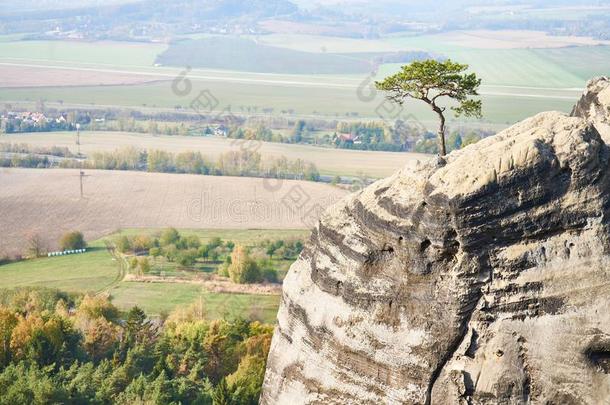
[262,77,610,403]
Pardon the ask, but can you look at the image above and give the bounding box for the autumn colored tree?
[228,245,260,284]
[0,308,17,366]
[76,294,120,322]
[0,287,272,403]
[81,318,119,363]
[132,235,153,255]
[59,231,87,251]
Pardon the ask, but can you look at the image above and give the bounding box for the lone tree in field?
[376,59,482,156]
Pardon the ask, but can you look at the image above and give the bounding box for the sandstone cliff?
[262,77,610,404]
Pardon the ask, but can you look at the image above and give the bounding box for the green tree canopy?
[159,228,181,247]
[376,59,482,156]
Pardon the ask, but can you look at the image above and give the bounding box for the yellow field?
[0,168,348,256]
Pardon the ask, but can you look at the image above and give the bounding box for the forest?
[0,287,272,404]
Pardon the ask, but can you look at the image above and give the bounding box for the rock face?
[572,76,610,142]
[262,78,610,405]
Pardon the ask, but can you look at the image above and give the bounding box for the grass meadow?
[109,282,280,322]
[0,228,296,322]
[0,239,118,293]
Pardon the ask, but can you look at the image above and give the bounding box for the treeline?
[79,147,320,181]
[0,143,75,169]
[2,119,74,134]
[413,129,492,154]
[0,287,272,404]
[227,119,490,153]
[0,144,321,182]
[0,143,74,158]
[117,228,304,284]
[2,105,491,154]
[225,119,418,151]
[332,120,417,151]
[0,154,54,169]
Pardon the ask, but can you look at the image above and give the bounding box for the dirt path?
[98,239,128,294]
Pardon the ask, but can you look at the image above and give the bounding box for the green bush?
[185,235,201,249]
[177,249,198,267]
[116,235,132,253]
[159,228,180,247]
[163,244,178,262]
[261,267,278,284]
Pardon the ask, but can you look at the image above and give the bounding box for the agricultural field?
[0,40,166,68]
[0,168,347,256]
[0,65,162,88]
[417,29,610,49]
[0,131,428,177]
[0,77,578,127]
[0,31,605,126]
[155,36,378,74]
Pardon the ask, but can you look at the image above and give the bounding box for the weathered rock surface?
[262,78,610,404]
[572,76,610,142]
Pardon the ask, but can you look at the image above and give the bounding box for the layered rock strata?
[262,78,610,404]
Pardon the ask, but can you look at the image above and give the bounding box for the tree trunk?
[432,106,447,156]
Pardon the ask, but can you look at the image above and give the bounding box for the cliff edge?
[262,78,610,404]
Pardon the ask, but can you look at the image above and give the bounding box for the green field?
[114,228,309,245]
[109,282,280,321]
[0,34,604,127]
[0,40,166,67]
[0,228,296,323]
[156,36,376,74]
[384,35,610,88]
[0,79,576,127]
[0,240,118,293]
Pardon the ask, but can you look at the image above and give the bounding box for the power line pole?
[78,170,89,199]
[80,171,84,198]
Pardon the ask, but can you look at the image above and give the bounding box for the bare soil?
[0,168,347,256]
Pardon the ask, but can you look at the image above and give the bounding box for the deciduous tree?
[60,231,86,251]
